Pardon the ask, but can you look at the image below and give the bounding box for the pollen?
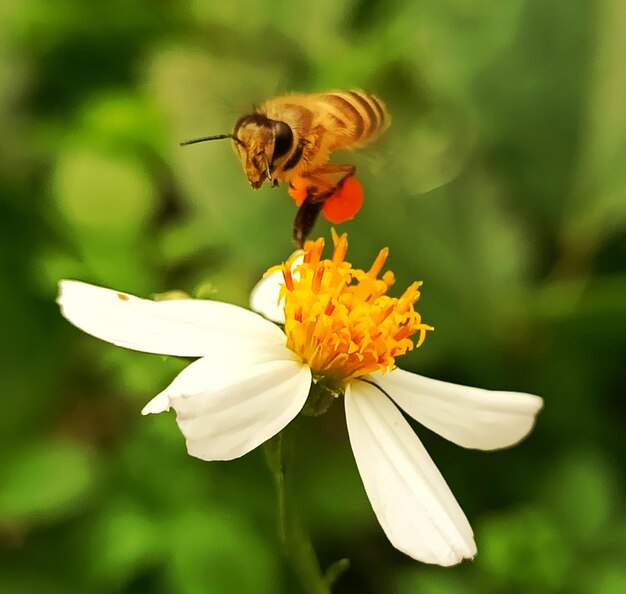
[270,231,433,386]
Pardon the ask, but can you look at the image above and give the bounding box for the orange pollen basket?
[268,231,433,385]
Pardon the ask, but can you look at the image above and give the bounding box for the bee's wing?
[330,109,473,196]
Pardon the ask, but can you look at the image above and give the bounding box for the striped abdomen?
[319,90,390,149]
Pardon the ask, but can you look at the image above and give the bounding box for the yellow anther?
[270,234,432,385]
[312,263,325,294]
[368,248,389,278]
[331,230,349,264]
[282,266,294,291]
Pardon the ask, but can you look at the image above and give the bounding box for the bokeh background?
[1,1,625,593]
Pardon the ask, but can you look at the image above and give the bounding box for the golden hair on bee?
[181,90,390,246]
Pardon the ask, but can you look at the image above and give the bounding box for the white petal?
[165,354,311,461]
[249,252,303,324]
[142,392,171,415]
[249,268,286,324]
[373,369,543,450]
[345,380,476,566]
[58,280,285,357]
[141,337,295,415]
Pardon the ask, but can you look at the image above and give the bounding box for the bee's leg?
[305,164,356,202]
[314,163,356,178]
[291,165,357,245]
[293,196,323,247]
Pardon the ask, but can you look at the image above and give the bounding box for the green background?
[1,1,625,593]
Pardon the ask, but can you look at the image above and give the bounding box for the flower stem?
[264,426,332,594]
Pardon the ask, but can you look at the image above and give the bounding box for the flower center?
[271,231,433,386]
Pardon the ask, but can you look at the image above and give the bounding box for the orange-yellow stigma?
[270,231,433,385]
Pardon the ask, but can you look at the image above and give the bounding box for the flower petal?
[249,253,303,324]
[165,354,311,461]
[141,336,296,415]
[345,380,476,566]
[373,369,543,450]
[249,268,287,324]
[58,280,285,357]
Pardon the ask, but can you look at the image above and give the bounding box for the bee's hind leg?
[312,164,356,193]
[291,165,357,246]
[301,165,357,204]
[293,195,323,248]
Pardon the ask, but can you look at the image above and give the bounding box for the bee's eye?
[272,121,293,163]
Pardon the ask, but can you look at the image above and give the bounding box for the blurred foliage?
[0,0,624,593]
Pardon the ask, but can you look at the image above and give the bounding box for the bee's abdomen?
[322,90,390,147]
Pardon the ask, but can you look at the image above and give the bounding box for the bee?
[181,90,390,246]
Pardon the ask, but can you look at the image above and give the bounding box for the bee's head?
[233,114,293,189]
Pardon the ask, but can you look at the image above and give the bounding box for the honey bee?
[181,90,390,246]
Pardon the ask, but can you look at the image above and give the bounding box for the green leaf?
[0,574,66,594]
[87,498,162,588]
[566,0,626,249]
[164,508,279,594]
[540,449,616,543]
[324,558,350,588]
[477,508,573,591]
[578,566,626,594]
[53,146,156,237]
[0,439,98,523]
[393,569,474,594]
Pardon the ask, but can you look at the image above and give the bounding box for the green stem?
[264,426,331,594]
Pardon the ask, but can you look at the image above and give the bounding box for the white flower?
[57,233,542,567]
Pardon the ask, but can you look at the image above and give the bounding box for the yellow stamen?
[273,233,433,386]
[367,247,389,278]
[331,228,349,264]
[312,263,325,294]
[282,266,294,292]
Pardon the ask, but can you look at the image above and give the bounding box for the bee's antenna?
[180,134,243,147]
